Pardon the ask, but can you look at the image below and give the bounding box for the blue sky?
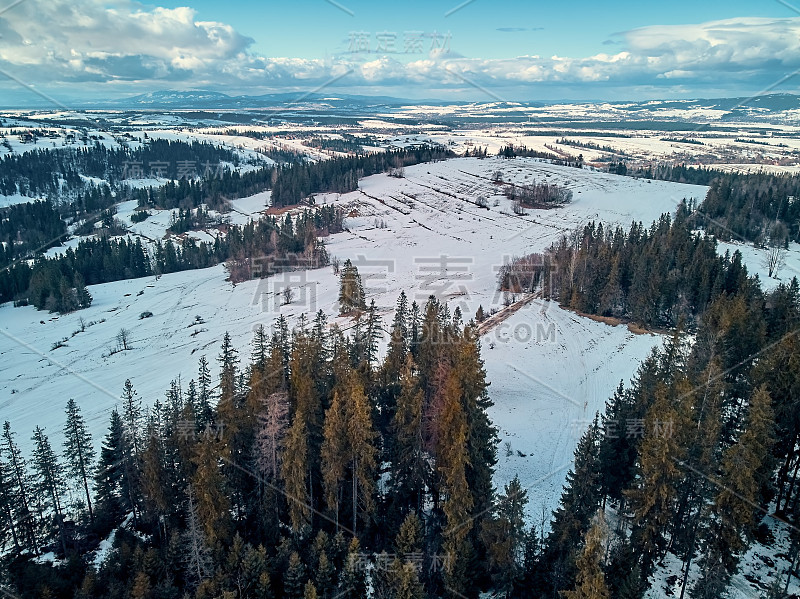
[1,0,799,104]
[155,0,793,61]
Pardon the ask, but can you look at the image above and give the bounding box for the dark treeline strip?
[0,201,68,268]
[303,134,383,154]
[631,162,730,186]
[700,171,800,245]
[499,204,751,330]
[497,144,561,161]
[270,146,455,207]
[0,290,498,599]
[1,206,343,312]
[500,204,800,598]
[0,139,250,201]
[127,167,276,212]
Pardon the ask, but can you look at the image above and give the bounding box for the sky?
[0,0,799,105]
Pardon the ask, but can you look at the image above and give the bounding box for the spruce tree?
[255,392,289,479]
[626,379,688,577]
[0,453,20,552]
[191,436,232,547]
[436,368,474,597]
[561,511,609,599]
[395,511,424,556]
[284,551,306,599]
[62,399,96,524]
[544,419,602,592]
[121,378,143,456]
[392,560,425,599]
[197,355,214,428]
[218,331,240,400]
[480,475,528,598]
[183,485,212,587]
[338,259,366,315]
[316,551,336,599]
[338,539,368,599]
[31,427,68,555]
[345,372,378,534]
[2,421,38,554]
[94,409,139,527]
[321,390,348,526]
[390,356,429,516]
[692,385,775,599]
[282,410,311,532]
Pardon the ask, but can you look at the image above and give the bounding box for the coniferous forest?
[0,293,501,599]
[3,234,800,597]
[3,155,800,598]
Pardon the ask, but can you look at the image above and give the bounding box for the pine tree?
[31,427,68,555]
[62,399,96,523]
[284,551,306,599]
[562,511,609,599]
[390,356,429,516]
[481,475,528,597]
[2,421,38,554]
[121,379,143,456]
[339,259,366,315]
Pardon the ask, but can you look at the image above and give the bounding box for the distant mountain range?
[85,90,800,120]
[93,90,438,109]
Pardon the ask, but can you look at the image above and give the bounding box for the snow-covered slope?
[0,157,703,517]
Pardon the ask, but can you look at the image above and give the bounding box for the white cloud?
[0,2,798,98]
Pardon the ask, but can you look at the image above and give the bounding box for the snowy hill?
[0,157,704,513]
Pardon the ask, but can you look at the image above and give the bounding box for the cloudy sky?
[1,0,799,105]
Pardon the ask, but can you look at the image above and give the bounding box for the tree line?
[0,139,256,203]
[499,203,753,330]
[270,146,455,207]
[1,290,500,599]
[499,206,800,597]
[1,207,342,312]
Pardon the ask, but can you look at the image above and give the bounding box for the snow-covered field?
[0,157,702,512]
[3,154,797,595]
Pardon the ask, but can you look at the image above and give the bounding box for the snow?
[0,193,42,207]
[716,240,800,291]
[483,299,662,522]
[0,149,793,593]
[0,159,701,508]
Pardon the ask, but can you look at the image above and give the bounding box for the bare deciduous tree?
[763,245,787,279]
[117,328,132,351]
